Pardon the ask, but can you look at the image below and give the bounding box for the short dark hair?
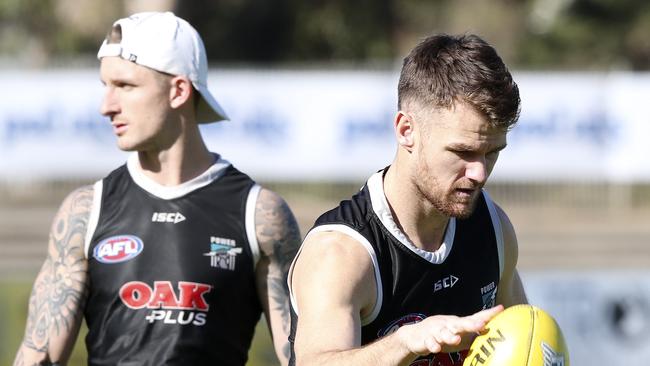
[398,34,520,129]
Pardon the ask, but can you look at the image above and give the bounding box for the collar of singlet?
[126,152,231,200]
[366,170,456,264]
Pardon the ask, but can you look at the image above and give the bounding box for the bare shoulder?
[60,185,94,219]
[293,230,376,312]
[50,185,95,253]
[300,230,373,265]
[254,187,301,258]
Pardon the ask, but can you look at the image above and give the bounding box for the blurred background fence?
[2,0,650,365]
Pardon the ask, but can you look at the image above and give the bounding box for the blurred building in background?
[1,1,650,365]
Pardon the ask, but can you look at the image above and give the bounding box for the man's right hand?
[397,305,504,356]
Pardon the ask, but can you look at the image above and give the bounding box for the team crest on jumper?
[378,313,426,337]
[542,342,565,366]
[480,281,497,309]
[203,236,242,270]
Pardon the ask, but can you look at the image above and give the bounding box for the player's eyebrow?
[447,142,507,152]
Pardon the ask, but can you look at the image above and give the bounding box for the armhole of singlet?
[84,180,103,259]
[288,224,383,326]
[245,183,262,269]
[483,190,505,279]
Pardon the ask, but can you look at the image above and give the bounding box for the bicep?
[494,204,528,306]
[16,186,92,364]
[253,188,301,363]
[292,233,375,361]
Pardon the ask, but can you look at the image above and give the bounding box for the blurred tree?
[518,0,650,70]
[393,0,527,66]
[175,0,395,63]
[175,0,294,63]
[287,0,394,62]
[1,0,650,70]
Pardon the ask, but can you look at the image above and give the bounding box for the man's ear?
[395,111,415,152]
[169,76,193,109]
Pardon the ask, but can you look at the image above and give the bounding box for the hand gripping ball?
[463,304,569,366]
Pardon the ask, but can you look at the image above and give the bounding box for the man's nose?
[465,158,488,184]
[100,88,118,117]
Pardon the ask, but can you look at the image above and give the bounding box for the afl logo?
[378,313,426,337]
[93,235,144,264]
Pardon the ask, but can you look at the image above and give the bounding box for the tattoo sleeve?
[255,188,301,363]
[14,186,92,365]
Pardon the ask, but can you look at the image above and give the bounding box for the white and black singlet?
[288,169,505,366]
[83,154,263,366]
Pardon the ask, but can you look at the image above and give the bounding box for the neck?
[383,162,450,252]
[137,125,214,186]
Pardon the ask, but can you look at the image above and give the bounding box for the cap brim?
[195,84,228,124]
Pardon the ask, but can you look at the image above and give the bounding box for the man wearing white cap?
[14,12,300,366]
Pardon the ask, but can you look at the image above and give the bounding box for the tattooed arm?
[13,186,92,366]
[254,188,301,366]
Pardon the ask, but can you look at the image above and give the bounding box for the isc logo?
[433,274,459,293]
[152,212,186,224]
[93,235,144,264]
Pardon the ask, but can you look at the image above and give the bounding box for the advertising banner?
[0,70,648,182]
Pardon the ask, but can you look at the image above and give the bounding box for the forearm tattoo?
[21,186,91,356]
[256,190,301,357]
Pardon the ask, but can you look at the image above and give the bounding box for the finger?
[469,305,504,325]
[439,326,462,345]
[424,336,442,354]
[446,316,489,334]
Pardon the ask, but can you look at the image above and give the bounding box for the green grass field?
[0,281,279,366]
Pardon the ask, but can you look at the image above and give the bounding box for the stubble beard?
[414,162,480,220]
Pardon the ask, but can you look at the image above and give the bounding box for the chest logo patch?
[203,236,242,270]
[93,235,144,264]
[378,313,426,337]
[434,274,459,293]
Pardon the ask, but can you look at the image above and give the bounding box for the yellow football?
[463,304,569,366]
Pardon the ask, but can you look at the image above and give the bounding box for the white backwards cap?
[97,11,228,123]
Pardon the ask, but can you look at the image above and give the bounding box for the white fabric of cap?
[97,11,228,123]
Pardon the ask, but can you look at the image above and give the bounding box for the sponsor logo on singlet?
[119,280,212,326]
[378,313,426,337]
[203,236,242,270]
[93,235,144,264]
[379,314,467,366]
[151,211,186,224]
[433,274,459,293]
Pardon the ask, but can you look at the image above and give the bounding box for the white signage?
[0,70,648,182]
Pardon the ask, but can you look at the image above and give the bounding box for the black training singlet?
[288,170,503,366]
[83,154,263,366]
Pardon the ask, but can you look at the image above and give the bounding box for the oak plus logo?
[119,280,212,326]
[152,212,186,224]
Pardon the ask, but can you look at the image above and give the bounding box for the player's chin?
[115,138,141,152]
[454,204,478,219]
